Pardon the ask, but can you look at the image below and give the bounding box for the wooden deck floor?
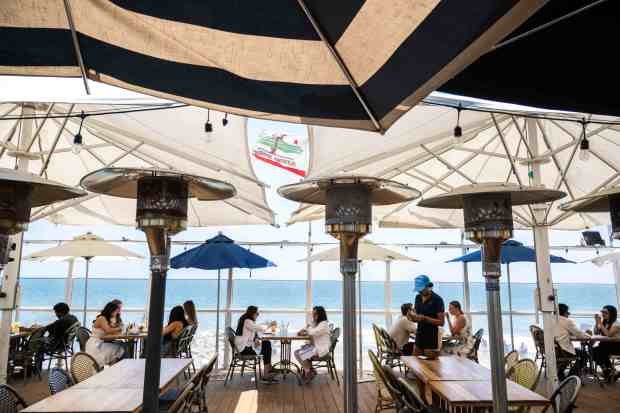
[11,370,620,412]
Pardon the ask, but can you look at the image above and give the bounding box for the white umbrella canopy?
[289,97,620,231]
[0,102,275,227]
[24,232,144,325]
[301,240,417,262]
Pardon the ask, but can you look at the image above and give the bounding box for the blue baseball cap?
[414,274,432,293]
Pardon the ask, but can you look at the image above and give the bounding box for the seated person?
[45,302,79,348]
[442,301,474,357]
[389,303,417,355]
[183,300,198,327]
[592,305,620,381]
[411,275,445,356]
[294,306,331,383]
[110,299,124,329]
[555,303,589,380]
[85,301,126,365]
[162,306,188,355]
[234,306,277,381]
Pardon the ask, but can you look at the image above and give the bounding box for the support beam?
[385,261,393,328]
[223,268,234,368]
[65,258,75,305]
[40,105,75,176]
[305,223,313,324]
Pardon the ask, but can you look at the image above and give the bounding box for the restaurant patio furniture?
[161,381,195,413]
[69,352,102,384]
[311,327,340,385]
[373,324,403,372]
[10,327,46,383]
[368,350,396,413]
[175,325,198,375]
[224,327,262,388]
[467,329,484,363]
[76,327,91,352]
[505,350,520,372]
[48,367,73,395]
[0,384,28,412]
[543,376,582,413]
[507,359,540,391]
[263,333,310,384]
[42,321,80,372]
[397,377,442,413]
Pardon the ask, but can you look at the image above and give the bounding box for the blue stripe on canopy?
[447,239,575,264]
[170,233,276,270]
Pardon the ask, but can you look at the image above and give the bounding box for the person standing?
[389,303,417,355]
[411,275,445,356]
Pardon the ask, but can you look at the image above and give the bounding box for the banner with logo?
[252,132,306,177]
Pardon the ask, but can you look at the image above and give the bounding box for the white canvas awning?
[290,97,620,230]
[301,240,416,262]
[0,101,275,227]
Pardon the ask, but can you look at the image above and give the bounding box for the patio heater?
[0,168,85,282]
[560,187,620,240]
[80,167,235,413]
[418,183,565,413]
[278,176,420,413]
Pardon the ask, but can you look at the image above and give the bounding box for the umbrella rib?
[296,0,382,133]
[25,103,55,152]
[62,0,90,94]
[40,104,75,176]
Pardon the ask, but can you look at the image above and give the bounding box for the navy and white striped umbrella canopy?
[0,1,547,132]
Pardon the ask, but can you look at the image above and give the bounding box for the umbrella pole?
[82,257,92,326]
[216,269,221,368]
[507,263,515,351]
[358,261,362,377]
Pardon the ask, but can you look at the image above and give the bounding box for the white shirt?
[389,315,417,349]
[555,316,589,355]
[306,321,331,357]
[234,318,267,352]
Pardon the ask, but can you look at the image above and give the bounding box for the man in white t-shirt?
[389,303,417,355]
[555,303,589,379]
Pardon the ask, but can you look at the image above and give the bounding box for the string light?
[204,109,213,141]
[72,111,86,154]
[222,113,228,127]
[579,120,590,162]
[453,104,463,147]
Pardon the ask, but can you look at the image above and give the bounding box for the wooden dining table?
[102,333,149,358]
[401,356,492,383]
[22,358,193,412]
[260,333,310,384]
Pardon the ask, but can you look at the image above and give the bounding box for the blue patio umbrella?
[447,239,575,349]
[171,233,276,360]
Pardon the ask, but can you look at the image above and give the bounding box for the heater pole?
[142,236,170,413]
[340,236,359,413]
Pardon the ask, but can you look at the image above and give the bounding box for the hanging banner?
[252,131,306,176]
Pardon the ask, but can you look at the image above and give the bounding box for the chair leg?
[254,362,259,389]
[224,361,235,386]
[240,362,245,377]
[332,360,340,386]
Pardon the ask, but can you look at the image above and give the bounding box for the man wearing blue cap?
[412,274,445,355]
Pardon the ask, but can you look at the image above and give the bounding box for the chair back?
[48,367,73,394]
[507,358,539,390]
[397,377,428,413]
[505,350,520,372]
[176,325,195,355]
[368,350,394,403]
[70,352,102,383]
[225,327,238,355]
[530,325,546,357]
[76,327,91,352]
[167,381,195,413]
[378,326,399,354]
[329,327,340,353]
[65,321,80,346]
[550,376,581,413]
[26,327,47,353]
[372,324,384,350]
[0,384,28,412]
[468,328,484,361]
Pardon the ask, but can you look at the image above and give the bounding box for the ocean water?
[16,278,617,367]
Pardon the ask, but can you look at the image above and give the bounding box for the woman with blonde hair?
[183,300,198,326]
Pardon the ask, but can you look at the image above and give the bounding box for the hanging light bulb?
[204,109,213,142]
[222,113,228,127]
[72,111,86,154]
[579,120,590,162]
[453,104,463,148]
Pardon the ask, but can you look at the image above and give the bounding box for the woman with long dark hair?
[234,306,277,381]
[294,306,331,383]
[593,305,620,381]
[443,301,475,356]
[162,305,189,355]
[85,301,126,365]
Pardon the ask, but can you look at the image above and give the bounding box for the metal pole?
[613,260,620,309]
[65,258,75,305]
[507,263,515,351]
[82,257,91,326]
[481,240,508,413]
[142,235,170,413]
[306,222,313,324]
[215,269,221,368]
[223,268,234,367]
[340,236,359,413]
[385,261,393,328]
[358,262,363,377]
[461,231,472,323]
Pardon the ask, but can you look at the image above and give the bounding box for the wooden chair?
[507,358,540,391]
[311,327,340,385]
[530,325,547,368]
[161,381,195,413]
[0,384,28,412]
[70,352,102,383]
[176,325,198,376]
[48,367,73,394]
[368,350,396,413]
[505,350,520,372]
[376,325,403,371]
[76,327,91,352]
[223,327,262,388]
[467,328,484,363]
[397,377,443,413]
[543,376,581,413]
[10,327,46,382]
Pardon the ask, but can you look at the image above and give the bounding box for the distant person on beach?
[555,303,589,380]
[294,306,331,383]
[183,300,198,327]
[389,303,417,355]
[162,305,188,355]
[411,275,445,355]
[443,300,474,357]
[86,301,126,365]
[592,305,620,382]
[235,305,278,382]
